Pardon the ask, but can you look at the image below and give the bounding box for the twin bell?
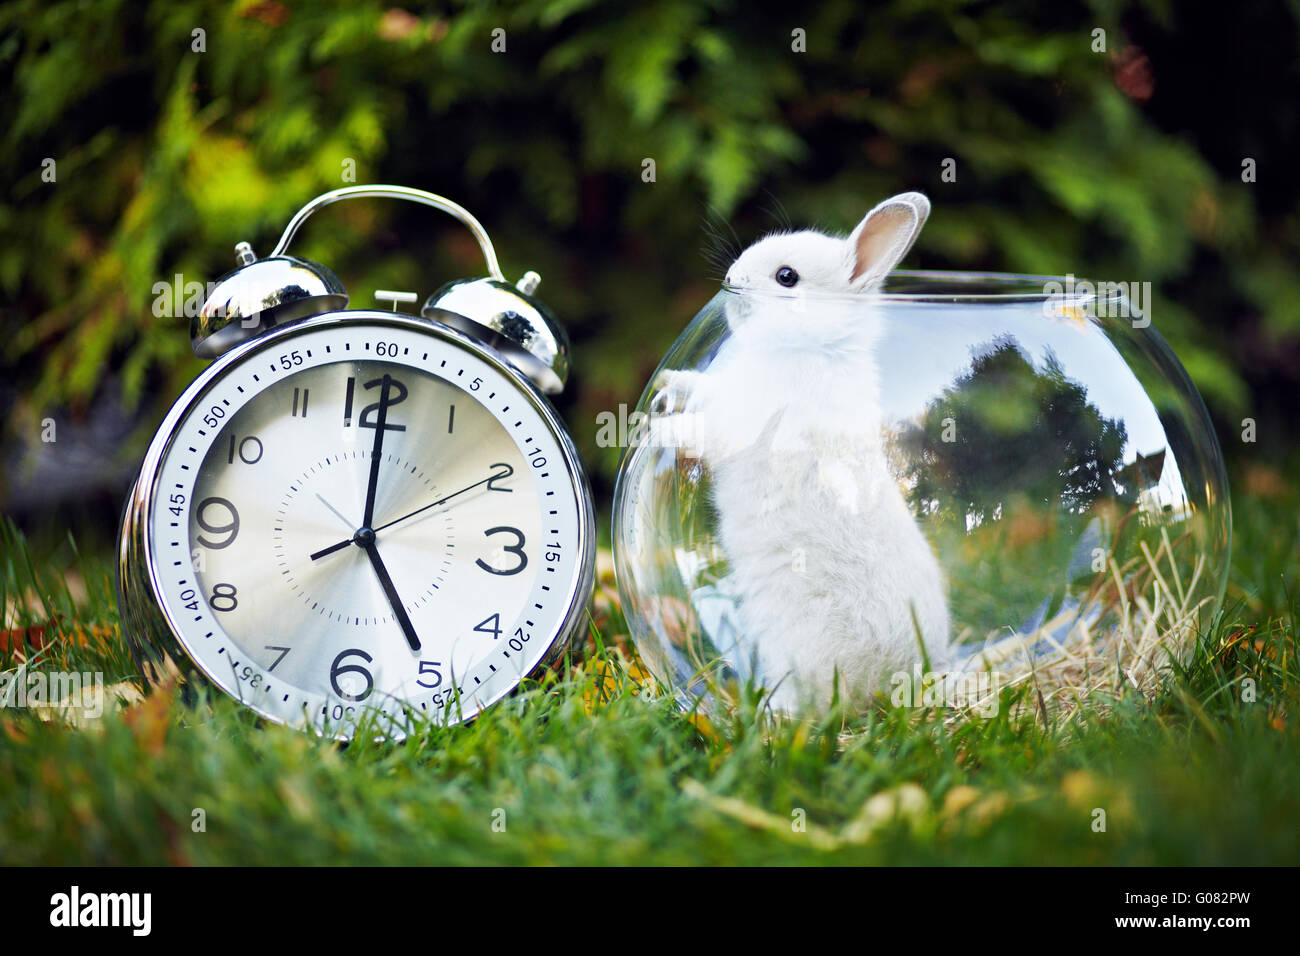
[191,184,569,395]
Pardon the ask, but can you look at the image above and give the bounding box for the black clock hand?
[354,528,420,652]
[361,374,395,528]
[310,464,511,561]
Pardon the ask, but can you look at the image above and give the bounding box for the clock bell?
[190,184,570,395]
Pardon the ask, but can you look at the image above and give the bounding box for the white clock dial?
[139,315,591,737]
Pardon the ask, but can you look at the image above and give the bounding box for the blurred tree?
[0,0,1296,520]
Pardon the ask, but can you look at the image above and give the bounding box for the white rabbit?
[650,192,951,711]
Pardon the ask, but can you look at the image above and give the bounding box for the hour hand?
[310,538,353,561]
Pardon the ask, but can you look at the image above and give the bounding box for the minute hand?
[308,466,511,562]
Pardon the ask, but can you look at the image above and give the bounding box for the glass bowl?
[612,272,1231,715]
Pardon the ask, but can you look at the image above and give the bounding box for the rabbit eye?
[775,266,799,287]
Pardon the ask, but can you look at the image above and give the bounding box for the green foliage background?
[2,0,1297,508]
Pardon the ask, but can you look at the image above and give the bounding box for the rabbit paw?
[649,368,709,416]
[646,411,708,458]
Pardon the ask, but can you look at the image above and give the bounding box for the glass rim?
[720,270,1129,304]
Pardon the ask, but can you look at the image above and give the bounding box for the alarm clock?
[117,185,595,739]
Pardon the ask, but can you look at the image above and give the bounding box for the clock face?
[140,314,591,737]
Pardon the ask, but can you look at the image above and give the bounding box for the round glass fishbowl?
[612,273,1230,716]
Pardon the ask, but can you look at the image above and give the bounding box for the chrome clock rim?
[117,310,596,740]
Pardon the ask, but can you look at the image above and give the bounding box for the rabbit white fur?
[652,193,951,710]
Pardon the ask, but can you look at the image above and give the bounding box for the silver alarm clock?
[117,185,595,739]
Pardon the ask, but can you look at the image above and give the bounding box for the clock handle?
[269,184,506,281]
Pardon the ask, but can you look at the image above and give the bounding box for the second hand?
[309,465,510,562]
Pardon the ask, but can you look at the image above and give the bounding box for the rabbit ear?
[848,192,931,288]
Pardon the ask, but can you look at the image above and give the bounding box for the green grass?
[0,472,1297,865]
